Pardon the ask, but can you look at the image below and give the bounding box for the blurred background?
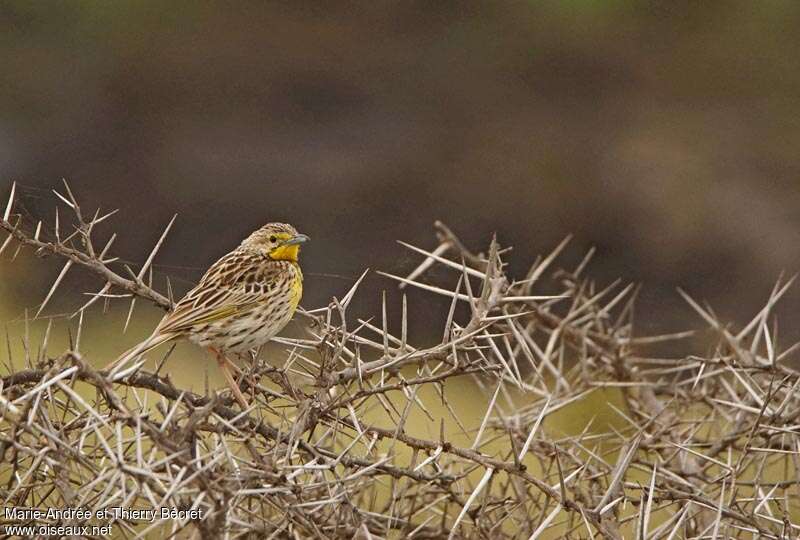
[3,1,800,357]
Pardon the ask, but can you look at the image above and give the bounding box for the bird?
[104,222,309,409]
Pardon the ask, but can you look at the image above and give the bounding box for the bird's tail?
[103,332,174,373]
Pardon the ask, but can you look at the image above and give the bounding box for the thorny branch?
[1,182,800,539]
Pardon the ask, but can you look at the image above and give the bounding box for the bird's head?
[242,223,309,262]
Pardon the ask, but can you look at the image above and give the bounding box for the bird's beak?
[282,233,310,247]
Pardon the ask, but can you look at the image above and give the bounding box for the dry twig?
[1,182,799,539]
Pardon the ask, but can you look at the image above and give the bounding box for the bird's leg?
[209,346,250,410]
[223,356,244,375]
[231,356,263,405]
[226,352,260,390]
[214,352,260,400]
[236,352,258,391]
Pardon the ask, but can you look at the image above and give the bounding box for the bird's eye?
[269,235,277,243]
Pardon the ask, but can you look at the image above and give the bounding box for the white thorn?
[3,182,15,222]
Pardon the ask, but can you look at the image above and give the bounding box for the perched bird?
[105,223,309,409]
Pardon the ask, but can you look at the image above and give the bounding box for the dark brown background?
[3,2,800,349]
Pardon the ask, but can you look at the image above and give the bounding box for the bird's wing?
[155,250,284,335]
